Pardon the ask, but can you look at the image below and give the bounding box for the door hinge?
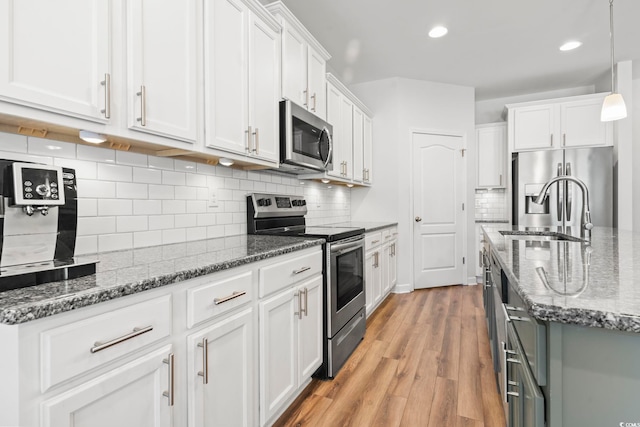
[461,148,466,157]
[463,257,466,265]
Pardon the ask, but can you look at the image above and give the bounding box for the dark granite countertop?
[331,221,397,233]
[0,235,324,325]
[482,225,640,333]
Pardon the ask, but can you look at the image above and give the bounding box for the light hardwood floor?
[273,284,506,427]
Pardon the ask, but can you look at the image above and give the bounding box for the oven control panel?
[248,193,307,218]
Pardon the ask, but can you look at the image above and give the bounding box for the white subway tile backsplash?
[253,181,266,192]
[98,199,133,216]
[175,186,197,200]
[117,182,148,199]
[239,180,253,191]
[187,200,207,214]
[0,133,28,153]
[28,137,76,159]
[174,159,197,172]
[186,173,207,187]
[77,216,116,235]
[77,198,98,217]
[232,169,247,179]
[54,158,97,179]
[149,184,175,200]
[133,167,162,184]
[77,144,115,163]
[75,235,98,255]
[162,170,186,186]
[116,151,148,167]
[197,213,216,226]
[207,225,225,238]
[225,224,241,236]
[0,150,52,164]
[148,156,174,170]
[99,233,133,252]
[98,163,132,182]
[162,200,186,215]
[175,214,197,228]
[186,227,208,242]
[216,213,233,225]
[215,166,233,177]
[133,230,163,248]
[116,216,148,232]
[196,163,217,175]
[134,200,162,215]
[149,215,175,230]
[224,178,240,190]
[77,179,116,199]
[196,187,209,201]
[270,175,282,184]
[162,228,186,245]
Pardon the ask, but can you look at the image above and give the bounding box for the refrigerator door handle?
[566,163,572,222]
[557,163,563,222]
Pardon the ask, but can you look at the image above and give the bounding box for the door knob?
[415,217,422,222]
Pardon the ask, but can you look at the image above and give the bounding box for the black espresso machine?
[0,159,95,291]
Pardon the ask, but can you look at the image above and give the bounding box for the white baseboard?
[467,276,479,285]
[392,283,413,293]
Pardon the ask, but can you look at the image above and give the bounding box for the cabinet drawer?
[259,249,322,297]
[381,228,391,242]
[365,232,382,251]
[507,285,546,385]
[41,295,172,391]
[187,271,253,328]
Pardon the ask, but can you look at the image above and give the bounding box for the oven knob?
[292,200,299,207]
[301,200,307,206]
[264,199,272,206]
[257,198,265,207]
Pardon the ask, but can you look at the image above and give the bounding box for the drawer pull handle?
[507,391,520,398]
[162,353,175,406]
[293,266,311,275]
[510,316,530,322]
[371,240,380,244]
[213,291,247,305]
[384,235,390,239]
[197,338,209,384]
[90,325,153,353]
[505,305,525,312]
[506,358,521,365]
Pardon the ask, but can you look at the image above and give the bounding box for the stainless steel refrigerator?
[512,146,613,228]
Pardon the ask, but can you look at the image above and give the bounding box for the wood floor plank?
[371,395,407,427]
[427,377,458,427]
[274,286,506,427]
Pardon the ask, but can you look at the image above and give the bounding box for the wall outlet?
[208,189,218,208]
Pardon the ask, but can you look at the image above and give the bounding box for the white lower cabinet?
[41,345,174,427]
[187,308,254,427]
[365,247,381,316]
[259,275,322,426]
[365,226,397,317]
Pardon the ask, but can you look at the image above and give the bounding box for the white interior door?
[412,131,466,289]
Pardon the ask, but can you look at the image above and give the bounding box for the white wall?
[0,132,351,255]
[632,75,640,230]
[350,77,475,288]
[475,85,595,124]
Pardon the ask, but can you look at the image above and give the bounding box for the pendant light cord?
[610,0,616,93]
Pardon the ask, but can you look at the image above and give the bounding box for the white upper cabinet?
[508,93,612,152]
[126,0,197,142]
[0,0,111,122]
[265,1,330,120]
[476,123,506,188]
[204,0,280,163]
[326,81,344,179]
[352,106,364,182]
[363,115,373,184]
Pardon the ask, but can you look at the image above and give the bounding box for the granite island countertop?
[330,221,397,233]
[0,234,324,325]
[482,224,640,333]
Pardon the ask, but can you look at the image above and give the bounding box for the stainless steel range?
[247,193,365,378]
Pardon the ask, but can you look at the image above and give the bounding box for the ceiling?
[273,0,640,100]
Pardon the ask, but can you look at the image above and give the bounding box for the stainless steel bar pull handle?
[90,325,153,353]
[303,89,309,107]
[550,134,554,147]
[311,93,317,112]
[197,338,208,384]
[505,305,525,312]
[510,316,530,322]
[506,358,521,364]
[253,128,259,154]
[563,133,566,147]
[101,73,111,119]
[294,292,302,319]
[507,391,520,398]
[214,291,246,305]
[557,163,563,222]
[162,353,175,406]
[136,85,146,126]
[245,126,252,152]
[566,163,572,221]
[499,174,503,186]
[302,288,308,316]
[293,266,311,275]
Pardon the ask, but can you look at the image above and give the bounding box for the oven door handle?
[330,239,364,253]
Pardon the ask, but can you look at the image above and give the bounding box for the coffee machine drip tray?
[0,258,97,292]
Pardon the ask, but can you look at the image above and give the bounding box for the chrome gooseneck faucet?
[534,176,593,241]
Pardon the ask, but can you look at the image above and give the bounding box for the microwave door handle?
[566,163,572,222]
[556,163,563,222]
[323,128,333,169]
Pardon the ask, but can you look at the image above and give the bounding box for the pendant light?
[601,0,627,121]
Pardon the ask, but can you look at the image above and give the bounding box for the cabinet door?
[326,82,344,178]
[188,308,255,427]
[341,97,354,180]
[0,0,110,122]
[513,105,556,151]
[41,346,173,427]
[281,23,307,107]
[353,106,364,182]
[364,249,375,315]
[248,13,279,162]
[476,124,506,188]
[560,98,611,148]
[389,240,397,289]
[260,288,297,425]
[307,46,326,119]
[297,276,323,382]
[363,115,373,184]
[127,0,197,142]
[204,0,249,154]
[381,243,391,295]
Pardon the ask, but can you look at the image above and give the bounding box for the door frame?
[408,127,468,290]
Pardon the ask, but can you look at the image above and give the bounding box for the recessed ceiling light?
[429,26,448,38]
[78,130,107,144]
[219,158,234,167]
[559,41,582,51]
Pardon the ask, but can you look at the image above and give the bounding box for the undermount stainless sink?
[499,230,582,242]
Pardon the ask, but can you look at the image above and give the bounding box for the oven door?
[328,235,365,337]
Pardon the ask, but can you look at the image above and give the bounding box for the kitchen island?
[483,225,640,427]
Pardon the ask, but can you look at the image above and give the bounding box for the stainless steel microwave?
[279,99,333,174]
